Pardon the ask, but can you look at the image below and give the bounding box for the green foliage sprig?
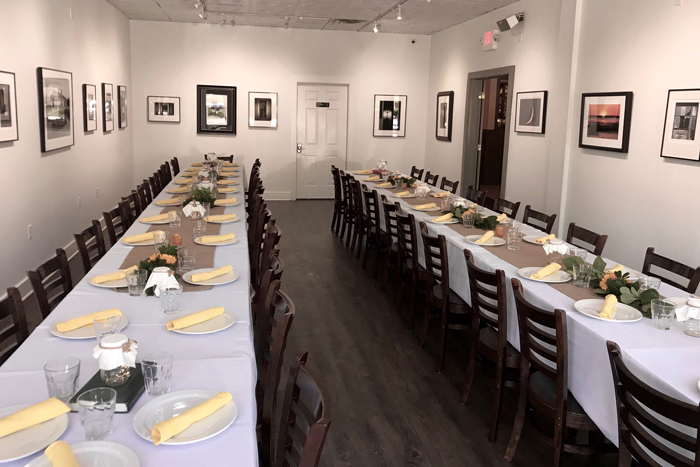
[442,204,498,230]
[389,175,417,188]
[183,188,217,208]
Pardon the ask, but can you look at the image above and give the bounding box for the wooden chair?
[439,177,460,194]
[170,157,180,176]
[566,223,608,256]
[607,341,700,467]
[74,220,107,274]
[643,247,700,293]
[418,222,471,372]
[103,205,128,246]
[506,279,613,466]
[349,180,368,258]
[138,182,152,206]
[254,221,282,297]
[152,172,163,193]
[27,248,73,319]
[379,195,400,292]
[218,155,234,163]
[360,186,391,277]
[466,185,487,206]
[330,166,345,236]
[252,253,283,325]
[395,210,428,329]
[461,250,519,442]
[149,175,160,196]
[410,166,424,181]
[121,192,142,220]
[424,171,439,187]
[119,199,135,230]
[0,287,30,365]
[275,349,331,467]
[493,197,521,219]
[522,205,557,234]
[339,173,355,246]
[164,161,172,182]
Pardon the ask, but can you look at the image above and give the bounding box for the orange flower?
[148,253,160,262]
[161,254,177,265]
[599,272,616,291]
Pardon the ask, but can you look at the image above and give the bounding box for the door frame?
[461,66,515,200]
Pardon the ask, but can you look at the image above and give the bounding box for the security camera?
[497,12,524,32]
[411,39,416,44]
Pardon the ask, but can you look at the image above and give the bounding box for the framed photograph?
[660,89,700,161]
[579,92,633,153]
[0,70,19,143]
[37,67,74,152]
[118,85,127,129]
[197,85,236,134]
[82,84,97,132]
[102,83,114,132]
[148,96,180,123]
[248,92,277,128]
[515,90,548,134]
[436,91,454,141]
[373,94,407,137]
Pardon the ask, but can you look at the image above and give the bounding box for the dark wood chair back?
[218,155,234,163]
[440,177,460,194]
[494,197,521,219]
[140,181,153,204]
[410,166,424,180]
[380,195,399,244]
[464,250,507,345]
[152,172,163,193]
[424,171,439,187]
[351,180,364,221]
[27,248,73,319]
[256,221,282,293]
[149,175,160,196]
[466,185,487,205]
[253,253,283,324]
[164,161,172,181]
[341,173,354,218]
[419,222,449,298]
[331,166,342,204]
[119,199,134,229]
[120,193,141,222]
[276,349,331,467]
[0,287,30,365]
[74,220,107,274]
[643,247,700,293]
[253,158,261,169]
[250,208,272,280]
[522,205,557,234]
[170,157,180,176]
[361,186,381,230]
[103,206,127,246]
[396,209,419,270]
[138,183,151,207]
[566,223,608,256]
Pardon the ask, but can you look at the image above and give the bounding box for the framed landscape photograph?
[436,91,454,141]
[249,92,277,128]
[515,90,548,134]
[579,92,633,153]
[660,89,700,161]
[118,85,127,129]
[373,94,407,137]
[197,85,236,134]
[0,70,18,143]
[37,67,74,152]
[102,83,114,132]
[82,84,97,132]
[148,96,180,123]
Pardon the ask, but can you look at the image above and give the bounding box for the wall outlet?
[27,225,32,241]
[96,187,99,199]
[78,197,81,209]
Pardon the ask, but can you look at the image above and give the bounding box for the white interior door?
[296,84,348,199]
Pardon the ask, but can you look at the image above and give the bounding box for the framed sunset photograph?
[579,92,633,153]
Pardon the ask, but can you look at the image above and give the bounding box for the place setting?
[165,306,236,335]
[140,213,170,225]
[182,265,239,287]
[518,263,573,283]
[204,213,239,224]
[463,230,506,247]
[49,308,129,340]
[194,233,238,246]
[213,197,240,207]
[122,231,160,246]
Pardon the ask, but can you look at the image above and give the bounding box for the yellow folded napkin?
[496,213,507,222]
[432,192,450,198]
[377,182,392,188]
[396,191,410,197]
[190,265,233,283]
[198,233,236,244]
[155,198,181,206]
[433,213,454,223]
[530,263,561,280]
[167,306,225,331]
[414,203,437,210]
[218,180,238,185]
[168,186,189,193]
[91,265,138,284]
[218,187,237,193]
[599,294,617,319]
[191,163,203,167]
[45,441,79,467]
[356,169,371,174]
[221,168,238,172]
[57,308,122,333]
[206,214,237,222]
[475,231,495,244]
[534,233,555,244]
[223,162,238,167]
[123,231,160,244]
[0,398,70,439]
[141,214,169,223]
[175,178,193,184]
[364,176,380,182]
[151,392,232,445]
[605,264,624,274]
[214,198,237,206]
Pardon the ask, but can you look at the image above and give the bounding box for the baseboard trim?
[264,192,292,201]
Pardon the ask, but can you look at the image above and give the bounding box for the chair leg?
[346,220,353,248]
[418,300,431,347]
[436,311,448,373]
[394,277,405,312]
[487,358,505,442]
[339,216,347,242]
[350,225,358,251]
[618,438,633,467]
[380,257,391,291]
[460,336,478,404]
[361,236,371,268]
[331,208,338,232]
[505,362,530,462]
[335,210,343,236]
[410,281,419,330]
[372,246,383,279]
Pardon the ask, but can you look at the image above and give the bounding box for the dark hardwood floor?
[269,200,617,467]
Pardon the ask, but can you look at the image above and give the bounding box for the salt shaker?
[93,334,138,387]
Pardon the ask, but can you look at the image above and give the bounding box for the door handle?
[297,143,304,153]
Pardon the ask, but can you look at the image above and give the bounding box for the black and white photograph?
[579,91,633,153]
[373,94,407,137]
[82,84,97,132]
[118,85,127,128]
[248,92,277,128]
[102,83,114,132]
[0,70,18,143]
[37,67,73,152]
[147,96,180,123]
[436,91,454,141]
[197,85,236,134]
[514,90,548,134]
[661,88,700,160]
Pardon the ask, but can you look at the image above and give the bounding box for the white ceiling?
[106,0,519,35]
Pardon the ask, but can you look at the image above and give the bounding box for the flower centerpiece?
[442,203,499,230]
[183,187,217,208]
[389,175,417,189]
[138,244,180,296]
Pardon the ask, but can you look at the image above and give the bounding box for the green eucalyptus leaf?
[592,256,607,272]
[639,289,660,304]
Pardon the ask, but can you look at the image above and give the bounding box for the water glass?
[178,249,196,274]
[193,220,207,237]
[507,228,524,251]
[94,315,125,340]
[168,210,181,228]
[77,388,117,441]
[160,284,183,313]
[572,263,593,288]
[141,352,173,396]
[178,195,188,207]
[125,268,147,296]
[650,299,675,330]
[639,275,662,292]
[44,357,80,403]
[153,231,169,253]
[202,202,211,218]
[463,210,475,228]
[568,247,588,261]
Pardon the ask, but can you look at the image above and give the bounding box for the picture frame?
[515,90,548,134]
[248,92,277,128]
[147,96,180,123]
[82,84,97,132]
[660,88,700,161]
[0,70,19,143]
[102,83,114,132]
[435,91,454,141]
[579,92,633,153]
[373,94,407,138]
[37,67,74,152]
[118,85,127,129]
[197,85,236,134]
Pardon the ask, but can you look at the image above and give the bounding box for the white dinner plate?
[217,181,239,186]
[213,201,241,208]
[132,390,237,445]
[182,269,239,286]
[411,205,441,212]
[518,267,573,283]
[49,316,129,340]
[0,405,68,464]
[392,194,415,199]
[140,218,169,225]
[523,235,558,245]
[574,299,643,322]
[26,441,140,467]
[429,218,459,225]
[194,236,239,246]
[122,238,155,246]
[464,235,506,247]
[89,275,128,288]
[171,311,236,335]
[205,215,239,224]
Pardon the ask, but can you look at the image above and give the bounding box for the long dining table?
[358,173,700,446]
[0,164,258,466]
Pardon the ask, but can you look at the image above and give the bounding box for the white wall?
[130,21,431,200]
[0,0,133,290]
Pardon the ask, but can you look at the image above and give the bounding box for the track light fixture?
[284,16,290,29]
[229,17,236,26]
[220,13,226,25]
[397,5,402,20]
[194,0,202,8]
[373,20,381,33]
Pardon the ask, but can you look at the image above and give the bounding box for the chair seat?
[432,284,467,305]
[479,326,519,358]
[530,371,585,414]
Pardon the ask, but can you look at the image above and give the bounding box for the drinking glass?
[125,268,147,297]
[153,231,169,253]
[650,299,675,330]
[202,202,211,218]
[178,195,188,207]
[160,284,183,313]
[193,220,207,237]
[171,233,182,246]
[178,249,196,274]
[639,275,662,292]
[141,351,173,396]
[568,247,588,261]
[94,315,125,340]
[572,263,593,288]
[463,210,475,229]
[44,357,80,403]
[168,210,181,228]
[77,388,117,441]
[507,228,523,251]
[494,223,508,238]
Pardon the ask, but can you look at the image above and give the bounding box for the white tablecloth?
[0,168,258,466]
